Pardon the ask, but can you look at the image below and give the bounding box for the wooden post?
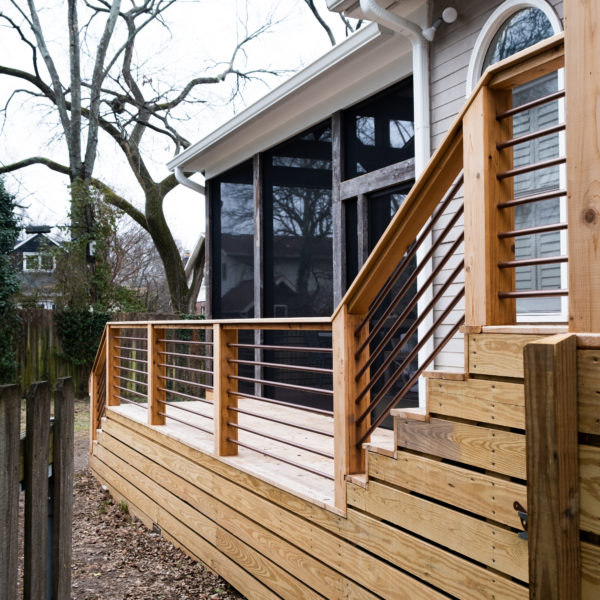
[524,333,579,599]
[106,326,120,407]
[0,384,20,599]
[463,85,516,327]
[24,381,51,600]
[213,324,238,456]
[332,305,370,510]
[52,377,74,600]
[565,0,600,331]
[88,368,96,448]
[147,325,166,426]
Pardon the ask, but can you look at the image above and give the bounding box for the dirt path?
[19,401,245,599]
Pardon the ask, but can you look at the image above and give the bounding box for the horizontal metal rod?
[229,374,333,396]
[497,89,565,120]
[228,406,333,437]
[226,390,333,416]
[114,355,148,365]
[356,172,465,335]
[498,222,567,239]
[160,338,213,346]
[498,255,568,268]
[157,375,213,390]
[497,156,565,180]
[116,374,148,387]
[228,358,332,375]
[115,335,148,342]
[158,362,213,377]
[157,350,213,361]
[497,188,567,209]
[228,342,332,354]
[115,394,147,408]
[228,422,334,459]
[114,385,147,399]
[357,315,464,445]
[158,411,213,435]
[227,438,334,480]
[115,345,148,353]
[497,123,565,150]
[498,289,569,298]
[157,386,213,403]
[157,399,214,419]
[116,365,147,377]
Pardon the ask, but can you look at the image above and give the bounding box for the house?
[89,2,600,598]
[11,225,60,308]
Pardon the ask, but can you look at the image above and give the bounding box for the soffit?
[167,23,412,179]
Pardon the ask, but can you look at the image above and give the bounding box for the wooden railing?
[90,34,568,511]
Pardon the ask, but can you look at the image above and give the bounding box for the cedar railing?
[90,34,567,511]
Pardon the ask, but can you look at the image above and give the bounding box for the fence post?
[147,325,166,426]
[106,326,120,407]
[52,377,74,600]
[0,384,20,599]
[24,381,51,600]
[213,324,238,456]
[463,85,515,327]
[524,333,579,599]
[332,305,370,510]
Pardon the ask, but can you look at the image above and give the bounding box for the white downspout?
[359,0,434,406]
[175,166,205,195]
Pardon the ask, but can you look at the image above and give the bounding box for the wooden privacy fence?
[0,379,74,600]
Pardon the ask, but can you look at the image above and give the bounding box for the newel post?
[463,85,515,327]
[106,326,121,407]
[523,333,579,599]
[332,305,370,510]
[213,324,238,456]
[147,325,166,426]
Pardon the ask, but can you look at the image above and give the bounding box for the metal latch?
[514,501,528,540]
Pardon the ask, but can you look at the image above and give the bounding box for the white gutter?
[175,166,205,195]
[359,0,431,174]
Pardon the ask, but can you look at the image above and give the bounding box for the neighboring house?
[169,0,565,393]
[11,225,61,308]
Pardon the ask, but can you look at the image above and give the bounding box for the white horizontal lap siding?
[427,0,563,372]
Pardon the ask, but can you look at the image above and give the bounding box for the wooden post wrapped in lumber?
[213,324,238,456]
[524,333,579,599]
[148,325,166,426]
[332,305,369,510]
[463,84,515,327]
[106,326,121,407]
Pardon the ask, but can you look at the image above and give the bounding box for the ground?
[18,398,244,600]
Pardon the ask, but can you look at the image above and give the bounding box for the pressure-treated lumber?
[147,325,166,426]
[578,350,600,434]
[427,376,525,428]
[463,85,515,327]
[332,305,369,509]
[368,450,526,529]
[395,416,526,479]
[213,325,238,456]
[581,541,600,599]
[580,444,600,535]
[24,381,51,600]
[348,480,528,581]
[0,385,20,599]
[524,333,579,599]
[468,333,545,378]
[106,326,121,407]
[565,0,600,332]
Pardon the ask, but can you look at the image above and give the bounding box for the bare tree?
[302,0,362,46]
[0,0,281,312]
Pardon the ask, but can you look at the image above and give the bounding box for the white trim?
[22,252,56,272]
[465,0,562,94]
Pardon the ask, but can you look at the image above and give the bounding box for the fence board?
[0,385,20,600]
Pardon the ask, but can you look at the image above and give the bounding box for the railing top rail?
[108,316,332,329]
[91,326,107,374]
[333,32,564,318]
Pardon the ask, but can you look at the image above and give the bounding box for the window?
[264,120,333,317]
[23,252,55,272]
[210,161,254,319]
[343,78,414,179]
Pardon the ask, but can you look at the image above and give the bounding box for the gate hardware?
[513,501,528,540]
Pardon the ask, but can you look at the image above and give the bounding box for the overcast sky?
[0,0,353,249]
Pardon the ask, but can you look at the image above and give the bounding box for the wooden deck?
[110,399,393,511]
